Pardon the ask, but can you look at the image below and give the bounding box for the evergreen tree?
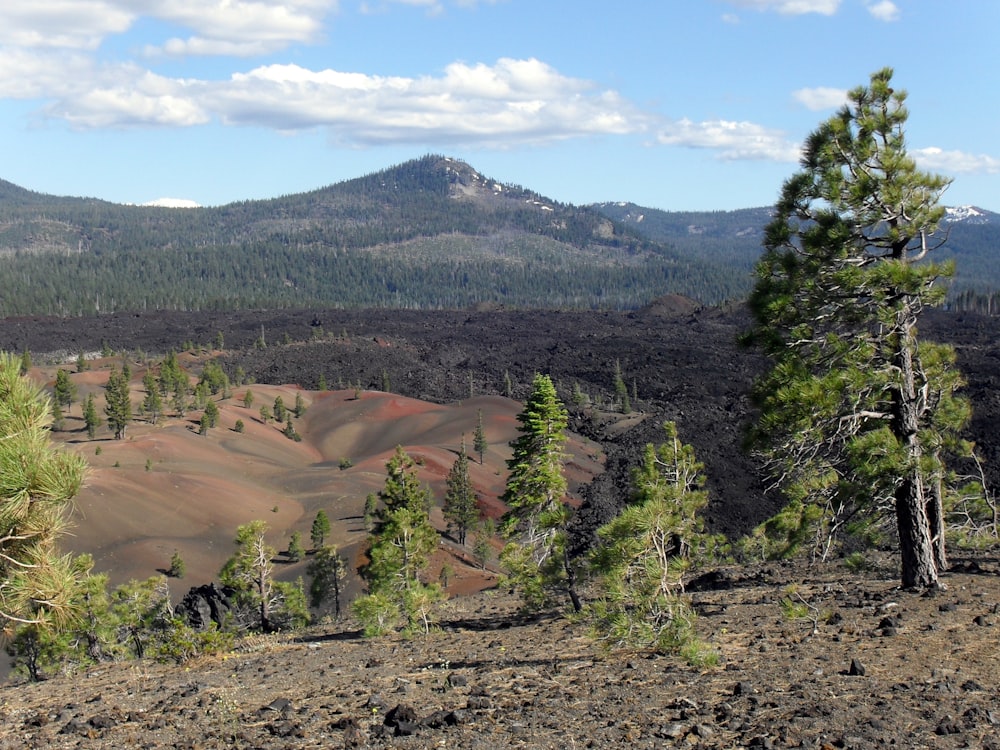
[743,68,971,589]
[0,353,88,629]
[53,369,76,414]
[242,388,255,409]
[354,447,442,635]
[473,409,488,465]
[76,352,88,373]
[363,492,378,532]
[287,530,305,562]
[473,518,495,571]
[141,370,162,424]
[443,439,479,545]
[273,396,287,423]
[590,422,722,656]
[220,521,308,632]
[19,349,31,376]
[308,545,347,617]
[311,509,331,549]
[203,400,220,428]
[83,393,101,439]
[499,374,579,611]
[104,366,132,440]
[168,550,185,579]
[294,391,306,418]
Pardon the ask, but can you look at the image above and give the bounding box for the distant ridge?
[0,156,998,317]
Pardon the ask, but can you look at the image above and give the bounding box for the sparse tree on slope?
[443,439,479,546]
[354,447,442,635]
[499,374,580,611]
[83,393,101,439]
[743,68,973,589]
[53,369,76,415]
[590,422,722,657]
[104,366,132,440]
[311,509,331,550]
[308,544,347,618]
[220,521,309,632]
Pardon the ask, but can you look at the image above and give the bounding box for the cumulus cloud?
[723,0,840,15]
[865,0,900,21]
[792,86,847,111]
[202,58,643,145]
[657,119,801,162]
[139,0,337,57]
[0,1,134,50]
[1,1,337,56]
[913,147,1000,175]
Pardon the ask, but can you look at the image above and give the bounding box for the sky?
[1,0,998,212]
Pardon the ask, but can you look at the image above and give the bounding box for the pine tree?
[242,389,255,409]
[53,369,76,414]
[203,400,219,428]
[141,370,162,424]
[294,391,306,418]
[168,550,185,579]
[354,447,442,635]
[273,396,287,423]
[473,409,488,465]
[443,439,478,545]
[499,374,579,611]
[287,531,304,562]
[220,521,308,631]
[103,366,132,440]
[0,352,88,629]
[590,422,722,656]
[311,510,331,550]
[308,545,347,617]
[83,393,101,439]
[743,68,971,589]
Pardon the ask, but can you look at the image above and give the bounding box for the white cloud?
[1,1,337,56]
[865,0,899,21]
[0,1,134,50]
[913,147,1000,175]
[792,86,847,111]
[201,58,643,145]
[723,0,840,15]
[139,0,337,57]
[657,119,800,162]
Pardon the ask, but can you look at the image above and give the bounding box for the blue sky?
[1,0,997,211]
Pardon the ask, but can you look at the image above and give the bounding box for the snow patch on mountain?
[945,205,991,224]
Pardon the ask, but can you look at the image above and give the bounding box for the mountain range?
[1,155,997,317]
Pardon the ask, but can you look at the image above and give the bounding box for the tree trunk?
[926,456,948,573]
[896,478,938,588]
[894,318,940,590]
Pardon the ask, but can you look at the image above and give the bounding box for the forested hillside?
[594,201,1000,313]
[1,156,996,317]
[0,156,743,316]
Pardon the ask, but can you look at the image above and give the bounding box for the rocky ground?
[1,554,999,750]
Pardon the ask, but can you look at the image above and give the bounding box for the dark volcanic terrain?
[3,300,999,538]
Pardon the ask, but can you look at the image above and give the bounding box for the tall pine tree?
[743,68,972,589]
